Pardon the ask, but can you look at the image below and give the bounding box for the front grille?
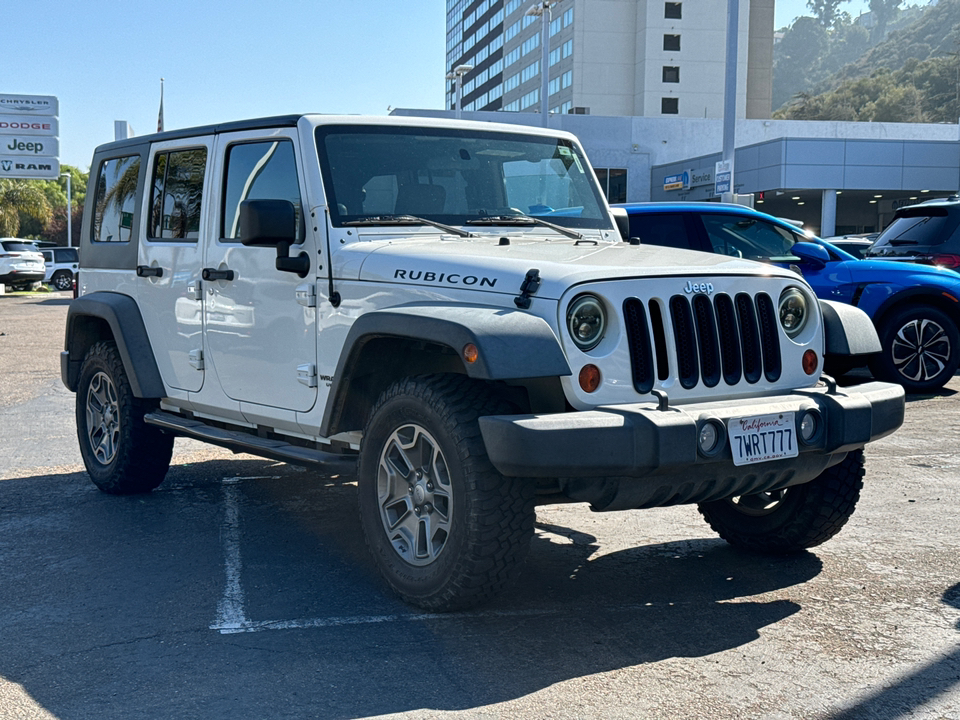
[625,291,782,393]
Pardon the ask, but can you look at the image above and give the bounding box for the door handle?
[202,268,235,281]
[136,265,163,278]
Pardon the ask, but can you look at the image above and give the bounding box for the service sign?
[0,94,58,117]
[0,114,58,137]
[0,155,60,179]
[2,135,58,158]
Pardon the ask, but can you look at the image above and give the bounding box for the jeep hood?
[349,235,797,300]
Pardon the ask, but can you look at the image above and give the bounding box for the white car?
[41,246,79,290]
[0,238,45,290]
[62,114,905,612]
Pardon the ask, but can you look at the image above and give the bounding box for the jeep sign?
[0,94,60,179]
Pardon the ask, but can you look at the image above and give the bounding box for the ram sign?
[0,94,59,179]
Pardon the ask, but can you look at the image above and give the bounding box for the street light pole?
[60,172,72,248]
[525,1,557,127]
[446,64,474,119]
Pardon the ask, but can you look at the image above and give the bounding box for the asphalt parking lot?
[1,293,958,720]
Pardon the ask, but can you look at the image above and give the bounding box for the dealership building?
[395,108,960,237]
[437,0,960,236]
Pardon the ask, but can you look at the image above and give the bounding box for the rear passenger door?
[136,139,211,393]
[202,130,317,413]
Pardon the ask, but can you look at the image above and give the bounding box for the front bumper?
[478,380,904,511]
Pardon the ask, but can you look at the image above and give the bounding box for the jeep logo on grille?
[684,280,714,294]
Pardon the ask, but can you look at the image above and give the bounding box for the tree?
[808,0,850,27]
[0,179,51,238]
[869,0,903,42]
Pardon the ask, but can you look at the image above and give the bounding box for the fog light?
[802,349,818,375]
[579,364,601,393]
[798,410,821,444]
[697,419,725,458]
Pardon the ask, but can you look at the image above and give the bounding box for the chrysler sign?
[0,94,59,179]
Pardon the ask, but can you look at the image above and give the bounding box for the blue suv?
[613,202,960,393]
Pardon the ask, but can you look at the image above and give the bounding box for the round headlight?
[566,295,606,351]
[778,287,808,338]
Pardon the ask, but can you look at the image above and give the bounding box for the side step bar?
[144,410,358,476]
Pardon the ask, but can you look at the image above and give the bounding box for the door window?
[701,214,800,260]
[221,140,302,242]
[148,148,207,241]
[628,213,693,249]
[92,155,140,243]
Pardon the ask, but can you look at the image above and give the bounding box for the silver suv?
[0,238,45,290]
[62,115,905,611]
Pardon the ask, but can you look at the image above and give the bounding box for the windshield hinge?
[514,268,541,309]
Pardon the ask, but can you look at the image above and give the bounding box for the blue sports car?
[613,202,960,392]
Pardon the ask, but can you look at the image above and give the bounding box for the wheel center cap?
[413,485,427,505]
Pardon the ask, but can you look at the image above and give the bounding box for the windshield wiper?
[342,215,473,238]
[465,213,583,240]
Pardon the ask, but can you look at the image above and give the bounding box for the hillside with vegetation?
[772,0,960,122]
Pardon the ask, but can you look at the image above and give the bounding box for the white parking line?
[208,476,565,634]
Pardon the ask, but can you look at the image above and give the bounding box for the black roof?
[95,114,303,155]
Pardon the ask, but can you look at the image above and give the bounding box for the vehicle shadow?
[0,460,825,719]
[826,582,960,719]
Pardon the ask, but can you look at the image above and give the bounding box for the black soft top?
[95,114,303,154]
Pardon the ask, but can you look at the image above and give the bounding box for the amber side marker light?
[579,364,601,393]
[802,349,818,375]
[463,343,479,364]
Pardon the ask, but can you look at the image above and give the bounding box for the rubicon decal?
[394,269,498,287]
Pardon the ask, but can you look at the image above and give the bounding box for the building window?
[665,2,682,19]
[662,66,680,83]
[663,34,680,51]
[595,168,628,204]
[661,97,679,114]
[562,70,572,89]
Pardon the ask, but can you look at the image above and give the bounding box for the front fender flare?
[321,303,571,436]
[819,299,881,357]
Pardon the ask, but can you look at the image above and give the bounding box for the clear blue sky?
[7,0,869,172]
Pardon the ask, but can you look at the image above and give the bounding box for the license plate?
[728,412,797,466]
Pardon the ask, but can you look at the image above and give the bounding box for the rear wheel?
[697,450,865,553]
[52,271,73,291]
[76,341,174,494]
[357,374,535,611]
[870,305,959,393]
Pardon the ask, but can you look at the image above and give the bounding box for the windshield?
[315,125,611,231]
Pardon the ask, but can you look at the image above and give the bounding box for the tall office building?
[445,0,774,120]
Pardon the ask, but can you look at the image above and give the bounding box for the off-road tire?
[697,449,865,554]
[357,374,535,611]
[52,271,73,291]
[869,305,960,393]
[76,341,174,494]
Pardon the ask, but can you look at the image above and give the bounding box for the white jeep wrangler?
[63,115,904,610]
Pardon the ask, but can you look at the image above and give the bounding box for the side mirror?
[792,241,830,268]
[239,199,309,277]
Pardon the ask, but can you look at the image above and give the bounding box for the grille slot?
[669,296,699,389]
[755,293,782,382]
[649,300,670,381]
[714,293,742,385]
[735,292,763,384]
[692,295,721,388]
[623,298,655,393]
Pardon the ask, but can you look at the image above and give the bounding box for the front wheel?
[357,375,535,611]
[870,305,960,393]
[697,450,865,554]
[76,341,174,494]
